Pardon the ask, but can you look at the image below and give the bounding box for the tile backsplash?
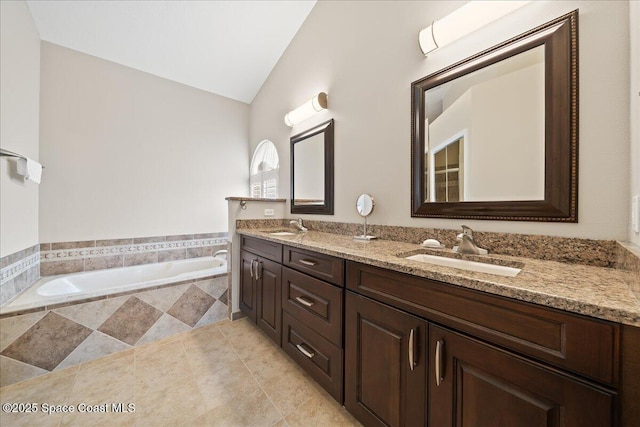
[0,244,41,306]
[237,219,625,268]
[616,242,640,300]
[40,232,228,276]
[1,233,229,307]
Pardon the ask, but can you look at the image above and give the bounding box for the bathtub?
[1,256,227,314]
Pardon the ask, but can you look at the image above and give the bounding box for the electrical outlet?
[633,195,640,233]
[264,209,275,217]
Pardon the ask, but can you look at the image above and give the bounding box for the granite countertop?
[237,229,640,327]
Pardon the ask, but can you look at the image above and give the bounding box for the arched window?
[249,140,279,198]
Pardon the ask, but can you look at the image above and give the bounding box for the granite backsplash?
[236,219,639,270]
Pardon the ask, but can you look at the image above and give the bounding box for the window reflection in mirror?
[429,137,462,202]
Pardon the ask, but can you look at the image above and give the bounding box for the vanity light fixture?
[418,1,531,56]
[284,92,328,127]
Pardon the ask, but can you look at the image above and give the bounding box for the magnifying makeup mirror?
[354,194,377,241]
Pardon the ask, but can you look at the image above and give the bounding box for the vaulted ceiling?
[27,1,316,104]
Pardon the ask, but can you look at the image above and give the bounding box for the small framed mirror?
[411,10,578,222]
[291,119,334,214]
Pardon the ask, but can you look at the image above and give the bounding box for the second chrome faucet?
[454,225,488,255]
[290,218,308,232]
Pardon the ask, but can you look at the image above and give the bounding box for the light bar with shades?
[284,92,328,127]
[418,1,531,56]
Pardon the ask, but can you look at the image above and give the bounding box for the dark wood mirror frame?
[291,119,334,215]
[411,10,578,222]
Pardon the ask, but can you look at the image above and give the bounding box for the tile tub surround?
[0,244,40,306]
[40,232,228,276]
[0,275,229,387]
[0,318,360,427]
[237,228,640,327]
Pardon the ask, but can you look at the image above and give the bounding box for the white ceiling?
[26,0,316,104]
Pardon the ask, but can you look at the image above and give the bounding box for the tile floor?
[1,277,229,387]
[0,318,361,427]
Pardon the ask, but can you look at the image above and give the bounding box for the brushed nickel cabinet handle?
[295,296,315,307]
[256,261,262,280]
[250,260,255,278]
[299,259,318,266]
[296,343,315,358]
[435,339,444,386]
[409,328,416,371]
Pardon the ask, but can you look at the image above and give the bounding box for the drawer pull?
[295,296,315,307]
[299,259,318,266]
[296,343,315,359]
[435,339,444,386]
[409,328,416,371]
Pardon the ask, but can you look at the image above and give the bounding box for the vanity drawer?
[241,236,282,263]
[282,311,344,403]
[283,246,344,286]
[346,261,620,385]
[282,267,343,346]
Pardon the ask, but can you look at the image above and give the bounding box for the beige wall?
[39,42,249,243]
[250,0,631,240]
[0,1,41,256]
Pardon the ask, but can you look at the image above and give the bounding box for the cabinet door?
[239,250,257,323]
[429,325,615,427]
[256,257,282,345]
[345,292,427,427]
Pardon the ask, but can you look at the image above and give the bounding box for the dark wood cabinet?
[282,311,344,402]
[429,324,615,427]
[345,291,427,427]
[345,261,622,427]
[281,246,345,403]
[239,250,258,323]
[237,236,637,426]
[240,237,346,402]
[256,256,282,345]
[283,245,344,286]
[282,266,343,346]
[239,237,283,346]
[347,261,618,385]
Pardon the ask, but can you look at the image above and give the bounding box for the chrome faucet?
[455,225,488,255]
[289,218,308,232]
[213,249,228,259]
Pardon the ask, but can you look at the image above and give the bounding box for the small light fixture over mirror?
[418,1,531,56]
[354,194,377,241]
[284,92,328,127]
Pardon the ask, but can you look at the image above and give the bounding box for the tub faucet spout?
[213,250,228,260]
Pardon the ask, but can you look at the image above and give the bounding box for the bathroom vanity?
[240,235,345,401]
[236,229,640,427]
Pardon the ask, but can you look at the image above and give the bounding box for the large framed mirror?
[411,10,578,222]
[291,119,334,214]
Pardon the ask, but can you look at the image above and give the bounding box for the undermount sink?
[404,254,521,277]
[269,231,297,236]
